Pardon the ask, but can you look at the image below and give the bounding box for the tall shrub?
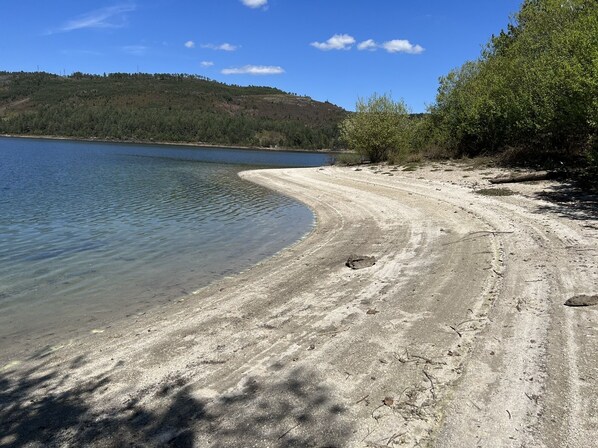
[339,93,412,163]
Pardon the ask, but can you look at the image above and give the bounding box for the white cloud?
[184,40,195,49]
[201,43,239,51]
[240,0,268,8]
[200,61,214,67]
[311,34,355,51]
[122,45,148,55]
[53,4,136,33]
[357,39,377,51]
[382,39,424,54]
[221,65,284,75]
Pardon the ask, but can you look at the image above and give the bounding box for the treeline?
[428,0,597,165]
[342,0,597,168]
[0,71,346,149]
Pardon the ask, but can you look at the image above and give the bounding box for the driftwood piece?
[489,172,556,184]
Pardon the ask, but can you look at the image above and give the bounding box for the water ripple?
[0,138,317,358]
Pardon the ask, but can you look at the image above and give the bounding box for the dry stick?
[396,386,410,404]
[360,427,374,443]
[371,404,385,422]
[387,432,405,446]
[449,325,463,337]
[506,409,512,419]
[278,422,301,440]
[356,394,370,404]
[410,354,435,364]
[423,370,436,399]
[395,349,416,364]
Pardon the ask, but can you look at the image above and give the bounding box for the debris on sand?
[564,294,598,307]
[346,254,376,270]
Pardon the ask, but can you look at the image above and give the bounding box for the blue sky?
[0,1,522,112]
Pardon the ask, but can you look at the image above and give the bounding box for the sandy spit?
[1,164,597,447]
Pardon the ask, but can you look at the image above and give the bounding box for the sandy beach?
[1,163,597,447]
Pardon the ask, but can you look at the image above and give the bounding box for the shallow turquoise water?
[0,137,326,359]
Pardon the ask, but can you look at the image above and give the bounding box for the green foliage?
[334,152,363,166]
[428,0,598,167]
[339,93,412,163]
[0,72,347,149]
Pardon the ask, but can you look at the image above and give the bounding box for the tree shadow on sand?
[1,357,352,447]
[533,180,598,222]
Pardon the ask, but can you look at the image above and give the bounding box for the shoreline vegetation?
[339,0,597,171]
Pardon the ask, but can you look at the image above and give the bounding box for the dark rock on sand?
[564,295,598,307]
[346,254,376,270]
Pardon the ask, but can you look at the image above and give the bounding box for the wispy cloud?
[240,0,268,9]
[184,40,195,49]
[201,43,239,52]
[51,4,136,34]
[382,39,424,54]
[122,45,148,56]
[311,34,355,51]
[200,61,214,67]
[221,65,284,75]
[357,39,377,51]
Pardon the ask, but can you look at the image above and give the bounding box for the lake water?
[0,137,329,361]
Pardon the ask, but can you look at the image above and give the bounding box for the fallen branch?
[449,325,463,337]
[387,432,405,446]
[278,422,301,440]
[489,172,556,184]
[423,370,436,399]
[356,394,370,404]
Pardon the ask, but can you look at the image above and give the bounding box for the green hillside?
[0,71,347,150]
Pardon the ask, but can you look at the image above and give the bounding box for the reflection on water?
[0,138,320,359]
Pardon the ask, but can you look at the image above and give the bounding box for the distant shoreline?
[0,133,346,155]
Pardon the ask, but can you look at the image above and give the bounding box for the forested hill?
[0,72,347,150]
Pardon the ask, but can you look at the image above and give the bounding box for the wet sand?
[1,163,597,447]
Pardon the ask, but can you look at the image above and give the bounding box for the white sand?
[1,163,597,447]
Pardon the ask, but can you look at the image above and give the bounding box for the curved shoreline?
[1,165,596,447]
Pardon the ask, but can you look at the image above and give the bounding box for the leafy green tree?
[340,93,412,163]
[428,0,598,166]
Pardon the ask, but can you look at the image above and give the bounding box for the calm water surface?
[0,137,328,360]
